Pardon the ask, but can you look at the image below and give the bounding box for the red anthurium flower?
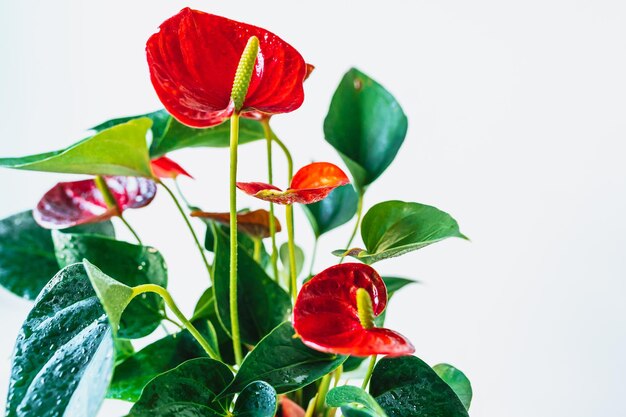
[150,156,193,179]
[237,162,350,205]
[34,176,157,229]
[276,396,305,417]
[293,263,415,357]
[146,7,308,127]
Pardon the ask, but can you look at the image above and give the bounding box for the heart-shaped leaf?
[338,201,466,264]
[302,184,359,237]
[213,227,291,344]
[53,231,167,338]
[5,263,115,417]
[324,68,408,191]
[369,356,469,417]
[0,118,154,177]
[326,386,387,417]
[127,358,234,416]
[221,322,346,396]
[0,210,113,300]
[108,322,216,402]
[433,363,472,410]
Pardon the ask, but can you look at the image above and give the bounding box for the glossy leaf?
[5,263,115,417]
[108,323,215,402]
[279,242,305,280]
[91,109,171,142]
[53,231,167,339]
[369,356,469,417]
[35,176,157,229]
[324,68,408,190]
[338,201,466,264]
[193,209,281,239]
[326,386,387,417]
[221,322,346,396]
[237,162,349,205]
[302,184,359,237]
[128,358,233,416]
[0,118,154,177]
[150,155,193,179]
[0,210,113,300]
[147,8,307,127]
[433,363,473,410]
[232,381,277,417]
[293,263,414,357]
[213,227,291,344]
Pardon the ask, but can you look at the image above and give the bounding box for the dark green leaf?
[6,263,115,417]
[0,118,154,177]
[279,242,305,280]
[222,322,346,396]
[232,381,277,417]
[340,201,466,264]
[114,339,135,366]
[108,324,214,402]
[433,363,472,410]
[128,358,233,417]
[326,386,387,417]
[302,184,359,237]
[213,227,291,344]
[53,231,167,338]
[369,356,468,417]
[0,210,113,300]
[204,222,270,268]
[150,117,265,157]
[324,68,408,190]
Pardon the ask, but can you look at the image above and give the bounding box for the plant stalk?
[361,354,378,389]
[229,113,243,365]
[261,119,280,281]
[94,175,142,245]
[340,192,364,264]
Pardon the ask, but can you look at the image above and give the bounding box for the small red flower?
[277,397,305,417]
[34,177,157,229]
[146,8,308,127]
[150,155,193,179]
[237,162,349,205]
[293,263,415,357]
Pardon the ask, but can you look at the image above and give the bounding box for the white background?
[1,1,625,416]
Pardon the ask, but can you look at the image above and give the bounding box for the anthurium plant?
[0,7,471,417]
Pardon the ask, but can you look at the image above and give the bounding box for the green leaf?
[0,118,154,177]
[433,363,473,410]
[6,263,115,417]
[213,227,291,344]
[232,381,277,417]
[326,386,388,417]
[128,358,233,417]
[91,109,170,143]
[114,339,135,365]
[83,260,134,336]
[383,277,417,295]
[302,184,359,237]
[108,324,214,402]
[0,210,113,300]
[369,356,469,417]
[204,222,270,269]
[221,322,346,396]
[324,68,408,190]
[340,201,466,264]
[53,231,167,338]
[279,242,305,280]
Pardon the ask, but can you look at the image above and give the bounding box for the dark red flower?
[150,156,193,179]
[237,162,350,205]
[34,177,157,229]
[293,263,414,357]
[146,8,308,127]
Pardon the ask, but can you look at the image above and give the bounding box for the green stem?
[340,192,364,264]
[174,178,194,210]
[229,113,243,366]
[262,119,280,281]
[158,180,213,283]
[94,175,143,244]
[361,354,378,389]
[314,373,333,416]
[304,395,317,417]
[132,284,220,360]
[118,214,142,245]
[253,237,262,263]
[308,237,319,277]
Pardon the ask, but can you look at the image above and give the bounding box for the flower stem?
[253,237,262,263]
[314,373,333,416]
[308,237,319,277]
[229,113,243,366]
[132,284,220,361]
[261,119,280,281]
[118,214,142,245]
[94,175,143,245]
[158,180,213,283]
[340,192,364,264]
[361,354,378,389]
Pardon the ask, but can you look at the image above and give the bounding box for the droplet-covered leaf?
[326,385,387,417]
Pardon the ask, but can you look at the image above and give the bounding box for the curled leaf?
[191,209,281,239]
[237,162,350,205]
